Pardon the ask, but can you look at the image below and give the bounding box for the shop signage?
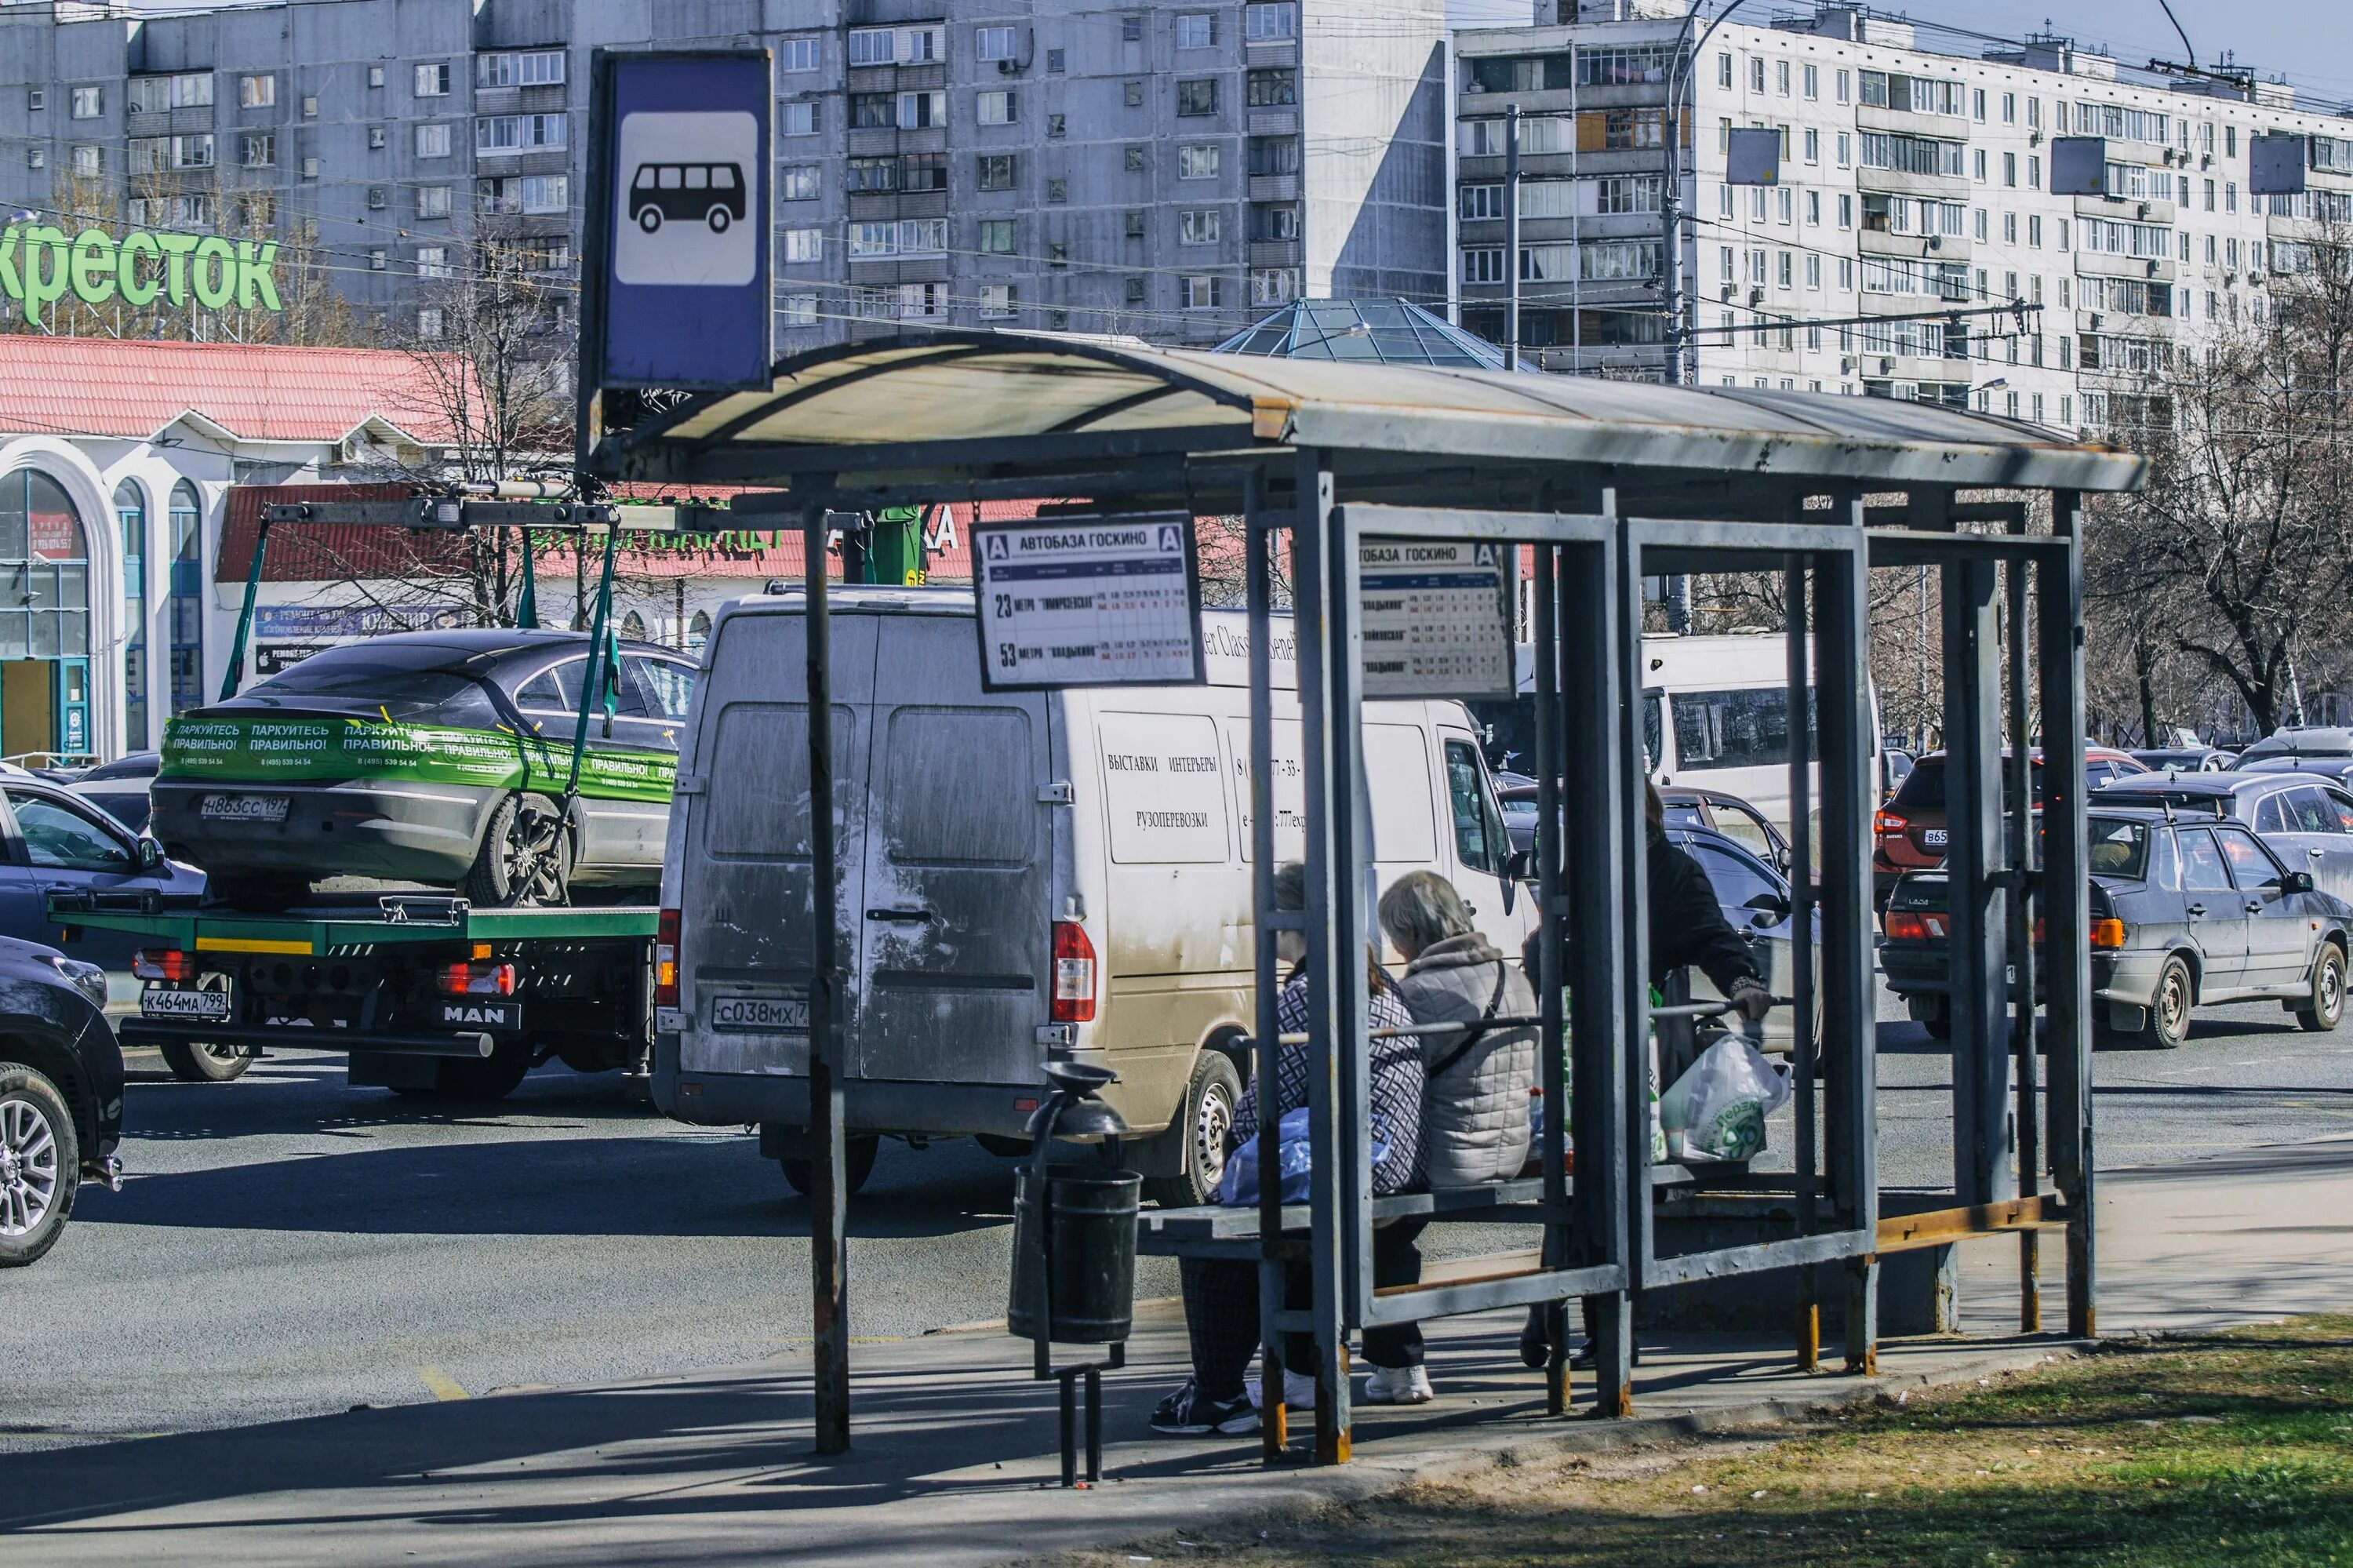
[0,224,282,326]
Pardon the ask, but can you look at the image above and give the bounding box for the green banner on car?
[159,715,676,804]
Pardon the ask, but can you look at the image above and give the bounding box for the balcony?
[1859,228,1970,263]
[1248,173,1298,202]
[1247,107,1299,136]
[1855,166,1969,200]
[1249,238,1301,267]
[1246,39,1297,69]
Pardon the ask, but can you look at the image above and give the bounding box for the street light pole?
[1662,0,1760,387]
[1507,103,1522,372]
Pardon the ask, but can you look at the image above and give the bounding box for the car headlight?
[47,955,111,1010]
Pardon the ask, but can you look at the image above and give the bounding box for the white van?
[1475,632,1875,829]
[654,590,1535,1205]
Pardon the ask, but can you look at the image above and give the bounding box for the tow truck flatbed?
[50,893,657,954]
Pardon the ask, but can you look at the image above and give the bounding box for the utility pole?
[1506,103,1522,373]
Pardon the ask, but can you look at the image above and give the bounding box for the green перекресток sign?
[0,224,281,327]
[160,715,675,805]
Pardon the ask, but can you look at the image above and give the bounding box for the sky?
[1447,0,2353,107]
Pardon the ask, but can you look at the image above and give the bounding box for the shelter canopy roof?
[593,331,2148,501]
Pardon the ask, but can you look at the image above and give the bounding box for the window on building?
[1835,131,1850,167]
[1776,60,1790,96]
[976,25,1017,61]
[1183,275,1224,310]
[369,125,387,148]
[166,481,201,718]
[977,152,1016,190]
[1179,142,1220,179]
[780,101,817,136]
[1249,135,1300,175]
[780,166,819,201]
[1126,144,1147,171]
[1802,63,1818,100]
[1246,3,1297,40]
[980,284,1017,318]
[367,185,390,211]
[978,89,1016,126]
[416,246,448,278]
[980,219,1016,254]
[848,156,895,192]
[1461,247,1506,284]
[478,50,566,87]
[1247,69,1297,107]
[415,122,450,158]
[414,63,450,96]
[1046,177,1067,202]
[242,133,275,168]
[1177,78,1217,115]
[782,227,823,264]
[1835,67,1849,104]
[1178,12,1217,48]
[1126,210,1148,238]
[849,27,897,65]
[476,113,567,153]
[71,144,100,177]
[238,74,275,108]
[369,247,387,269]
[70,85,101,118]
[781,294,818,326]
[1180,208,1220,244]
[781,37,820,72]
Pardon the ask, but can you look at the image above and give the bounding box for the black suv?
[0,935,122,1265]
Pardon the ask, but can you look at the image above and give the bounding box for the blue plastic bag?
[1213,1107,1391,1206]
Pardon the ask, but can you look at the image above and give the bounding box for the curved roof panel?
[601,329,2148,494]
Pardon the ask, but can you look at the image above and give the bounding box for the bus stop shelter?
[586,330,2146,1464]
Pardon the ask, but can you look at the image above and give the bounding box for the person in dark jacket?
[1517,781,1772,1370]
[1149,862,1424,1437]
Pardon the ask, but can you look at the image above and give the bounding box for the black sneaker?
[1149,1380,1261,1436]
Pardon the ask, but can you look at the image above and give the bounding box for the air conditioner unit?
[998,58,1017,74]
[2200,152,2213,169]
[1748,286,1764,304]
[2088,311,2104,329]
[1840,356,1855,373]
[2148,259,2162,277]
[2029,129,2042,146]
[2137,202,2151,220]
[1878,356,1897,374]
[1926,234,1942,250]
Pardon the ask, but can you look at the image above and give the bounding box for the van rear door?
[854,617,1053,1086]
[676,609,878,1078]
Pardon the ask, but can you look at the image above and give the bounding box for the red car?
[1873,746,2149,907]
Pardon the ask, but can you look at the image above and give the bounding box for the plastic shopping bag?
[1214,1106,1391,1206]
[1658,1036,1791,1163]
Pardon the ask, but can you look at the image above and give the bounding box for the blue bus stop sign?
[587,50,772,391]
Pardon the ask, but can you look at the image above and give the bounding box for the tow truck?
[46,489,708,1097]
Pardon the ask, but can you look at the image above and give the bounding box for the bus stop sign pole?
[804,497,851,1454]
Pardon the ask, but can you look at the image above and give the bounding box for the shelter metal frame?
[583,330,2136,1461]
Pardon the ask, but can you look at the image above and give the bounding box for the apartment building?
[0,0,1446,352]
[1454,0,2353,428]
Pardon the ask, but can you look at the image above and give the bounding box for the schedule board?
[973,514,1206,690]
[1358,537,1515,699]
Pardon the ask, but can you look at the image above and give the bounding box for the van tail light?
[655,908,680,1008]
[133,948,191,982]
[1051,920,1097,1024]
[2090,918,2127,950]
[439,962,517,997]
[1875,809,1906,839]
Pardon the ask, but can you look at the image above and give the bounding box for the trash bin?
[1009,1165,1142,1344]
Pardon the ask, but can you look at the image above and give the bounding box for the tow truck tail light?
[133,948,191,982]
[655,908,680,1008]
[1051,920,1097,1024]
[438,962,517,997]
[2090,918,2127,950]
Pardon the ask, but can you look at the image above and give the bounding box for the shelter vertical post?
[1292,449,1358,1463]
[1613,504,1653,1363]
[2039,490,2095,1338]
[1566,478,1632,1417]
[802,497,852,1454]
[1245,465,1291,1463]
[1943,548,2014,1206]
[2006,527,2042,1333]
[1531,529,1566,1413]
[1784,539,1819,1372]
[1820,488,1879,1373]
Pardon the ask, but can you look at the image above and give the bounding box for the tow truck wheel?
[781,1135,878,1198]
[435,1039,535,1101]
[465,794,572,908]
[159,1041,254,1083]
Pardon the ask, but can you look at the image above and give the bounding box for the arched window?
[169,480,202,715]
[686,609,711,653]
[0,470,91,660]
[115,481,147,749]
[620,610,647,641]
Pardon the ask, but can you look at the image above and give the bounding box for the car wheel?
[2298,941,2347,1033]
[2140,955,2194,1050]
[465,794,572,908]
[782,1134,879,1198]
[0,1063,77,1267]
[637,207,661,233]
[1144,1048,1242,1208]
[160,1040,254,1082]
[706,206,731,233]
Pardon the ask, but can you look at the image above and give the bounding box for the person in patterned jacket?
[1148,862,1424,1437]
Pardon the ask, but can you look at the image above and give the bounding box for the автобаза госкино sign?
[0,223,282,325]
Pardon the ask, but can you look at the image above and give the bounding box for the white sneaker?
[1246,1369,1320,1410]
[1362,1364,1435,1405]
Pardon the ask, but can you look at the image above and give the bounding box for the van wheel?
[1144,1050,1242,1208]
[465,795,572,908]
[160,1040,254,1083]
[782,1135,879,1198]
[2139,956,2195,1050]
[0,1063,77,1267]
[2298,941,2347,1033]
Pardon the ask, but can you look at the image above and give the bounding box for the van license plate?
[201,793,289,824]
[711,995,809,1033]
[143,987,230,1020]
[1922,828,1949,849]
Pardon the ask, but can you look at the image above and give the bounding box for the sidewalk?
[7,1137,2349,1567]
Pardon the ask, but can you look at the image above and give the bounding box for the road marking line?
[418,1366,470,1402]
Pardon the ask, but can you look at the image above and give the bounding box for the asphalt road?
[8,994,2351,1453]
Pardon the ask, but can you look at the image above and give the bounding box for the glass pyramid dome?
[1211,297,1523,371]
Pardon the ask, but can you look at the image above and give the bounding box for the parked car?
[1882,806,2353,1049]
[1873,745,2150,907]
[1660,820,1816,1056]
[0,932,122,1266]
[0,773,205,1020]
[2130,746,2238,774]
[1880,748,1916,802]
[1661,785,1792,873]
[67,751,160,835]
[2092,773,2353,903]
[151,631,699,908]
[2235,728,2353,788]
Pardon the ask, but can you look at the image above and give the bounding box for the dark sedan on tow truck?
[1882,806,2353,1050]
